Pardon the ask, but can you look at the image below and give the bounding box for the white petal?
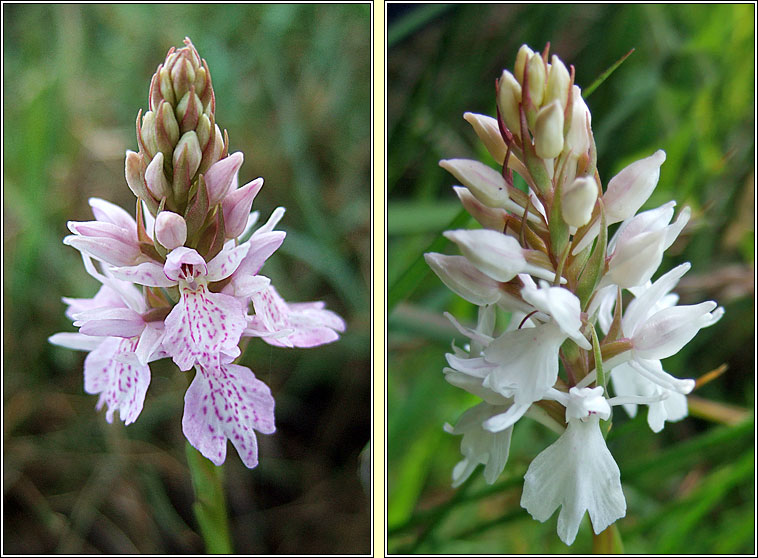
[425,252,502,306]
[633,301,718,360]
[483,324,564,404]
[439,158,509,208]
[622,263,690,337]
[603,150,665,224]
[521,416,626,546]
[444,229,526,282]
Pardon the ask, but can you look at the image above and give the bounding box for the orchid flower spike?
[427,42,725,545]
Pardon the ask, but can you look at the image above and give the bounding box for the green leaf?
[583,48,635,98]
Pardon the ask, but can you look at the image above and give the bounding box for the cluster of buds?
[50,38,345,469]
[427,44,723,545]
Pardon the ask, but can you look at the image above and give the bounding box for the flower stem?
[185,442,234,553]
[592,523,624,554]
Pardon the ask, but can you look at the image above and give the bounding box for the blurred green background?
[4,4,370,554]
[387,3,754,554]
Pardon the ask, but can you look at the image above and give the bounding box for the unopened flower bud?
[140,111,158,156]
[172,131,202,196]
[526,53,546,107]
[203,124,225,171]
[564,85,591,156]
[562,176,598,227]
[145,152,170,200]
[194,66,208,99]
[205,151,244,206]
[196,113,212,149]
[159,67,175,106]
[157,100,180,146]
[171,56,196,101]
[177,90,203,134]
[514,44,535,85]
[497,70,522,136]
[534,101,564,159]
[545,55,570,109]
[155,210,187,250]
[223,177,264,238]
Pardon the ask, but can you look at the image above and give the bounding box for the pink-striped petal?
[182,362,275,468]
[88,197,138,236]
[163,285,247,371]
[109,261,176,287]
[235,231,285,277]
[251,286,345,349]
[83,337,150,425]
[64,235,142,267]
[206,242,250,282]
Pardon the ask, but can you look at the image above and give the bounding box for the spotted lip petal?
[163,284,247,371]
[182,362,275,468]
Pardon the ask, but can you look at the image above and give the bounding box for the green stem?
[592,523,624,553]
[185,442,234,554]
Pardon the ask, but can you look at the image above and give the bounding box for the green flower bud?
[172,131,202,200]
[196,113,212,150]
[194,66,207,99]
[157,100,180,146]
[200,124,224,174]
[176,90,203,134]
[159,67,175,107]
[170,56,196,100]
[140,110,158,157]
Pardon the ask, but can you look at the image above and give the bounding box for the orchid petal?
[110,261,176,287]
[163,285,247,371]
[182,363,275,468]
[88,197,138,236]
[521,416,626,546]
[83,337,150,425]
[206,241,250,282]
[49,332,104,352]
